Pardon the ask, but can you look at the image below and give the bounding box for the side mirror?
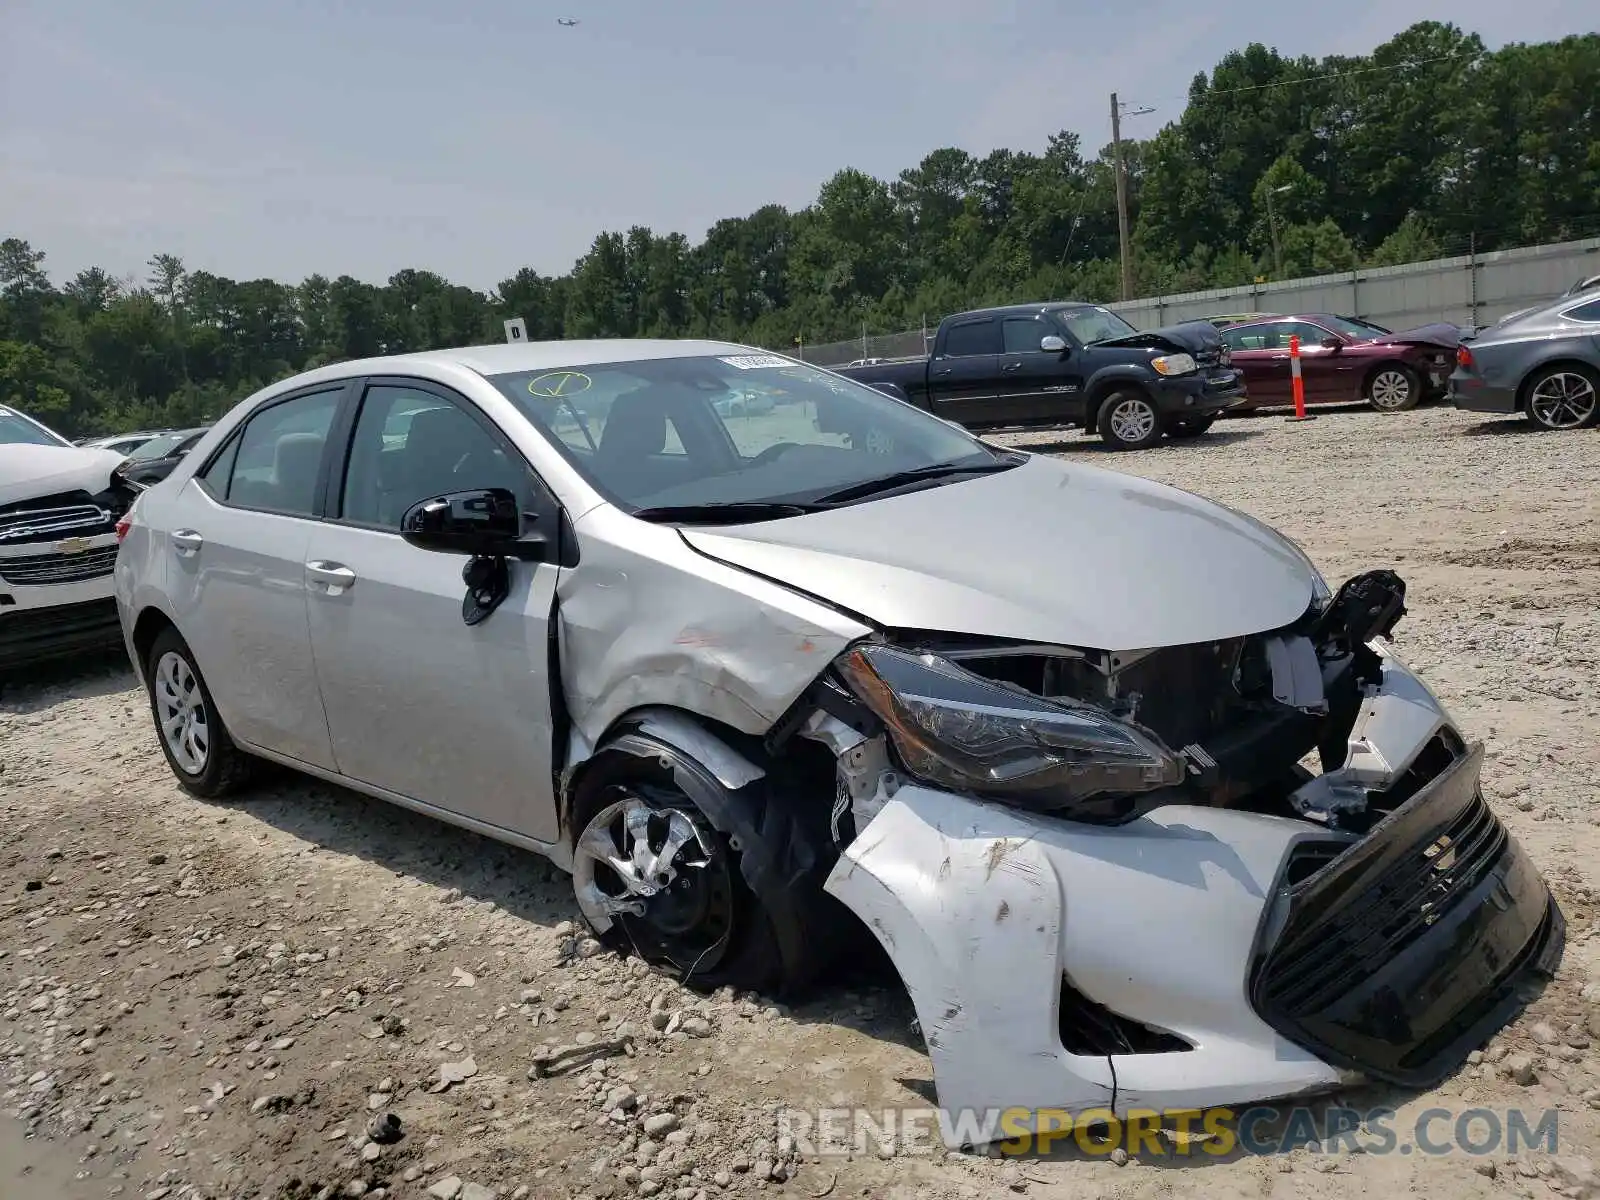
[1321,336,1342,351]
[870,382,909,402]
[401,488,546,561]
[1040,335,1067,353]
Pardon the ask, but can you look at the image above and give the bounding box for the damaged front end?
[773,570,1561,1134]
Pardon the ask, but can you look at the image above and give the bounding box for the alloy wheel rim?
[154,651,209,774]
[1110,398,1156,443]
[1529,373,1597,429]
[1370,370,1411,409]
[572,793,734,974]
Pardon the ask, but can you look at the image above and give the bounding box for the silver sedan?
[114,339,1561,1142]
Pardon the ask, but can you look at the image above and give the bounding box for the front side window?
[341,384,528,528]
[0,406,71,447]
[215,388,341,516]
[489,354,1002,513]
[1283,321,1338,348]
[1002,317,1046,354]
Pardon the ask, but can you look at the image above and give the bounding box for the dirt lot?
[4,403,1600,1200]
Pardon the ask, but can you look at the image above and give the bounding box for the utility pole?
[1109,94,1154,302]
[1111,92,1132,302]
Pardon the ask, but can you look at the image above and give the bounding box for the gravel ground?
[4,402,1600,1200]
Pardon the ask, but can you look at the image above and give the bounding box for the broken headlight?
[835,644,1186,811]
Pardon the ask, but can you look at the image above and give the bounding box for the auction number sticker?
[528,371,592,398]
[719,354,792,370]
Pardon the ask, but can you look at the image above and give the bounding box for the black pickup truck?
[834,302,1248,450]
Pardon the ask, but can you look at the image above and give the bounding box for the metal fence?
[797,235,1600,367]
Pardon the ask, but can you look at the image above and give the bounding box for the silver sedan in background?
[114,339,1560,1142]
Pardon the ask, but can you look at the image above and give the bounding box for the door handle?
[306,561,356,595]
[1001,362,1022,372]
[171,529,203,557]
[934,367,953,376]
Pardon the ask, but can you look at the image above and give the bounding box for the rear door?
[1222,322,1288,406]
[301,377,563,844]
[993,314,1083,425]
[166,384,350,768]
[926,316,1002,425]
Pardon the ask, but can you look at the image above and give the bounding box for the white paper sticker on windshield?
[719,354,792,369]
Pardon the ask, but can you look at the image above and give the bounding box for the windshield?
[0,407,71,447]
[489,354,1002,512]
[1053,306,1138,344]
[1319,315,1391,339]
[127,430,199,461]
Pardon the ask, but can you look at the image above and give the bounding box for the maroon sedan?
[1218,314,1460,413]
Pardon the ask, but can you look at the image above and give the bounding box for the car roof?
[317,339,764,380]
[950,302,1106,319]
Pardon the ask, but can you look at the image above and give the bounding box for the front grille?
[1263,796,1505,1015]
[0,544,119,585]
[0,502,114,546]
[1059,976,1191,1055]
[1249,742,1562,1088]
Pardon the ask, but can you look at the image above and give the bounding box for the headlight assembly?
[1149,353,1197,376]
[835,644,1186,812]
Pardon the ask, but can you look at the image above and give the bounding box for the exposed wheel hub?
[572,791,735,973]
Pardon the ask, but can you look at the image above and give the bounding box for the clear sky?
[1,0,1590,291]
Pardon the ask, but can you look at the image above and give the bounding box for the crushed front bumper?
[822,644,1561,1139]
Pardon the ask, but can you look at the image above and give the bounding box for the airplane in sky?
[557,17,579,26]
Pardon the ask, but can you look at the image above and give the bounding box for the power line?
[1145,49,1486,108]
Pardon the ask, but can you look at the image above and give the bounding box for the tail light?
[1456,345,1474,370]
[115,494,139,542]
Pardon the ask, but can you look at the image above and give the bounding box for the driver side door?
[302,377,564,844]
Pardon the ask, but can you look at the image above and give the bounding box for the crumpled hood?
[1370,322,1461,350]
[1092,320,1224,356]
[0,444,124,507]
[680,455,1320,651]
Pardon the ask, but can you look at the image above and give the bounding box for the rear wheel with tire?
[569,740,837,996]
[1096,389,1163,450]
[1163,413,1216,439]
[1366,364,1421,412]
[1523,365,1600,431]
[145,627,254,798]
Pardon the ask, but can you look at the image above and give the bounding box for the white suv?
[0,405,131,675]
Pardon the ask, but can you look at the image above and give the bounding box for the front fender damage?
[820,637,1551,1144]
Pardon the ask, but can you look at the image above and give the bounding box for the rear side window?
[942,320,1001,357]
[1562,299,1600,323]
[1222,325,1268,351]
[197,436,240,498]
[207,389,342,516]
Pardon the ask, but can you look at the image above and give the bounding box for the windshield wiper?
[630,501,822,525]
[809,458,1018,506]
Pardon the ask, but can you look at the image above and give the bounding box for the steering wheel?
[748,442,802,467]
